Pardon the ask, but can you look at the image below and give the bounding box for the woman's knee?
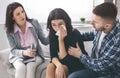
[26,63,36,71]
[13,60,26,73]
[46,63,56,78]
[17,65,26,73]
[46,63,56,70]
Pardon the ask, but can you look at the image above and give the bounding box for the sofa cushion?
[36,59,50,78]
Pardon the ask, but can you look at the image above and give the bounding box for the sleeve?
[80,36,120,72]
[77,31,88,55]
[6,32,24,58]
[50,38,59,60]
[81,30,95,41]
[32,19,49,45]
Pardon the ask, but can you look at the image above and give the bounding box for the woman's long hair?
[5,2,29,33]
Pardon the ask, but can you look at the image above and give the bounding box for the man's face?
[91,14,105,31]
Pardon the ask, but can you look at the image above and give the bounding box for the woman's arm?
[52,57,62,67]
[58,26,67,59]
[6,32,24,57]
[77,31,88,55]
[31,19,49,45]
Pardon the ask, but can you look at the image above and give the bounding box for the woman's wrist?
[56,62,62,67]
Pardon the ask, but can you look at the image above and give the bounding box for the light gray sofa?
[0,23,93,78]
[0,44,50,78]
[0,41,92,78]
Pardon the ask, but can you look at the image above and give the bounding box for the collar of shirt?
[105,19,120,40]
[14,21,33,33]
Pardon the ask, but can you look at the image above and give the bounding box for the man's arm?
[69,37,120,72]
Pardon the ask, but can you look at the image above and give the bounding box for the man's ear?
[104,23,114,33]
[104,23,111,29]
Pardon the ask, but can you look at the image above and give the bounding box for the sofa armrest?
[0,48,13,78]
[0,48,11,66]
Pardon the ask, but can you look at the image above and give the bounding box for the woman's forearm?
[58,39,67,59]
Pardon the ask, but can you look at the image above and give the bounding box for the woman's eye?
[52,24,56,26]
[22,10,24,13]
[59,23,63,26]
[16,13,20,16]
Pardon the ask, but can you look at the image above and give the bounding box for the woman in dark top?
[46,8,87,78]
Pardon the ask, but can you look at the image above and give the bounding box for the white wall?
[0,0,95,24]
[15,0,93,23]
[0,0,104,50]
[0,0,14,50]
[116,0,120,19]
[0,0,15,24]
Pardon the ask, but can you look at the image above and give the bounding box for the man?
[68,2,120,78]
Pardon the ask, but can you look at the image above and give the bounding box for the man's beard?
[102,26,105,31]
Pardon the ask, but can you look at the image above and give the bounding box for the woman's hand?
[23,49,36,57]
[55,63,66,78]
[59,25,67,41]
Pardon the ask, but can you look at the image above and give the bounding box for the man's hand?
[68,43,82,58]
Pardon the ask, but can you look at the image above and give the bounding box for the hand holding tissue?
[56,25,66,36]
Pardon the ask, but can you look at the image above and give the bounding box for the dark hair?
[5,2,29,33]
[47,8,73,40]
[93,2,117,20]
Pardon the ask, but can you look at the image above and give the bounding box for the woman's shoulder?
[29,18,39,24]
[29,18,41,29]
[72,28,82,36]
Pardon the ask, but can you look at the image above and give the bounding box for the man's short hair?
[93,2,117,20]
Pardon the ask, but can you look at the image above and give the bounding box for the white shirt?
[96,31,107,58]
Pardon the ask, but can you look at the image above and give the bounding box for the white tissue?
[55,25,66,36]
[55,30,60,36]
